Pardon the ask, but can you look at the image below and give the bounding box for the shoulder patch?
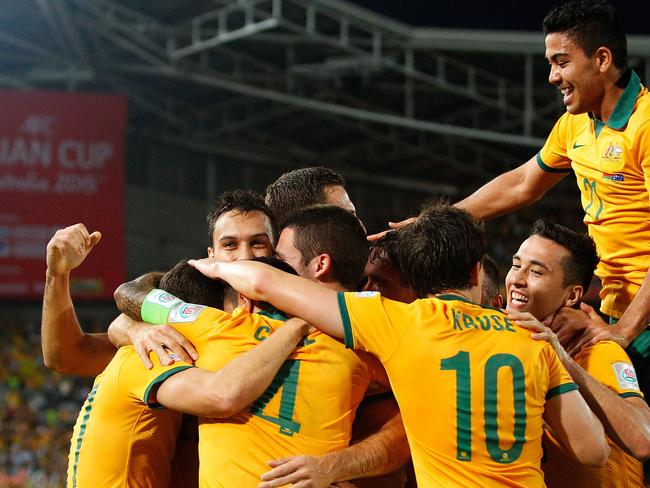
[355,291,379,298]
[169,303,206,323]
[612,362,640,391]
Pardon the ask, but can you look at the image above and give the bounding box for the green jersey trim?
[536,153,572,174]
[546,382,578,400]
[607,70,641,129]
[257,310,289,322]
[72,383,99,488]
[338,292,355,349]
[619,391,644,400]
[143,365,194,409]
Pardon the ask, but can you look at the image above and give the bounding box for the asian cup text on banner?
[0,90,127,300]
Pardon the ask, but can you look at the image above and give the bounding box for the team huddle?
[40,1,649,487]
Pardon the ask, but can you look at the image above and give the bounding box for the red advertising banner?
[0,90,126,300]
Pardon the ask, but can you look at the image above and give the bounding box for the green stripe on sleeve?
[143,365,194,409]
[536,153,572,174]
[546,382,578,400]
[337,292,355,349]
[619,391,644,400]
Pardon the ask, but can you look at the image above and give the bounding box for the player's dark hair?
[223,256,298,315]
[206,190,275,245]
[529,220,599,291]
[481,254,501,306]
[281,204,368,291]
[543,0,627,71]
[160,260,226,309]
[367,231,410,288]
[265,167,346,226]
[397,203,485,298]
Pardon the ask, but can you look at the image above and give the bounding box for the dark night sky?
[346,1,649,34]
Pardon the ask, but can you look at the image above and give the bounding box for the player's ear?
[312,253,332,279]
[594,46,613,73]
[207,247,214,257]
[238,292,254,312]
[563,285,583,307]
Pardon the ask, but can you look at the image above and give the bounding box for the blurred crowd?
[0,319,94,487]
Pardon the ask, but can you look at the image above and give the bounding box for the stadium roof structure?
[2,0,649,196]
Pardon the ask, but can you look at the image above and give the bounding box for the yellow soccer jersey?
[67,346,192,488]
[190,309,376,487]
[339,292,577,488]
[543,341,644,488]
[139,290,378,487]
[537,70,650,318]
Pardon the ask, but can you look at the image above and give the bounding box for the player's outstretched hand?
[46,223,101,276]
[366,217,416,241]
[188,257,221,279]
[259,455,338,488]
[110,314,198,369]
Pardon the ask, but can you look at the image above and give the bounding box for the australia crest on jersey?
[600,141,624,173]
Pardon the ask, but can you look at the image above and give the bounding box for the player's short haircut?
[529,220,599,291]
[160,260,226,309]
[481,254,501,306]
[543,0,628,71]
[265,167,346,226]
[223,256,298,315]
[281,204,368,291]
[206,190,275,244]
[397,203,485,297]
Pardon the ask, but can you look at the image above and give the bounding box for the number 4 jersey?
[139,290,380,487]
[338,292,577,488]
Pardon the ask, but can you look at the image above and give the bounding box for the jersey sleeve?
[116,347,194,409]
[543,344,579,400]
[637,119,650,200]
[537,113,573,173]
[575,341,644,399]
[338,291,411,362]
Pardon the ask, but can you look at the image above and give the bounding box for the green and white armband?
[141,289,182,324]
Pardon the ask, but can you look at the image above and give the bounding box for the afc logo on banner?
[19,115,56,136]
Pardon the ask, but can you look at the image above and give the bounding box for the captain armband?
[141,289,182,325]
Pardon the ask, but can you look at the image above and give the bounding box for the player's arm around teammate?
[41,223,116,376]
[111,312,312,418]
[512,310,650,461]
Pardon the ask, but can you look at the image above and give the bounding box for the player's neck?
[431,288,476,303]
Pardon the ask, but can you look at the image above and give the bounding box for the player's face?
[275,227,312,279]
[362,257,417,303]
[505,235,573,321]
[545,32,605,115]
[208,210,274,261]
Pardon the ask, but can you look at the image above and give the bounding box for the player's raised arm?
[189,258,344,339]
[155,318,310,418]
[41,224,116,376]
[456,155,565,219]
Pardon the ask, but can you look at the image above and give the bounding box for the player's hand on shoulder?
[259,454,338,488]
[128,321,198,369]
[46,223,101,275]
